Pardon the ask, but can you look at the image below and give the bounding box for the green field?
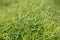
[0,0,60,40]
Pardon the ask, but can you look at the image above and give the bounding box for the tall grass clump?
[0,0,60,40]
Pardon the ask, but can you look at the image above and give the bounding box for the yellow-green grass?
[0,0,60,40]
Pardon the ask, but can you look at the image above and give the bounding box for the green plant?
[0,0,60,40]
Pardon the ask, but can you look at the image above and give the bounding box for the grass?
[0,0,60,40]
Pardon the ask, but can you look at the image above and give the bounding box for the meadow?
[0,0,60,40]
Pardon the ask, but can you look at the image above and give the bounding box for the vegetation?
[0,0,60,40]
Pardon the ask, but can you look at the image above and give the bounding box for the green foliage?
[0,0,60,40]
